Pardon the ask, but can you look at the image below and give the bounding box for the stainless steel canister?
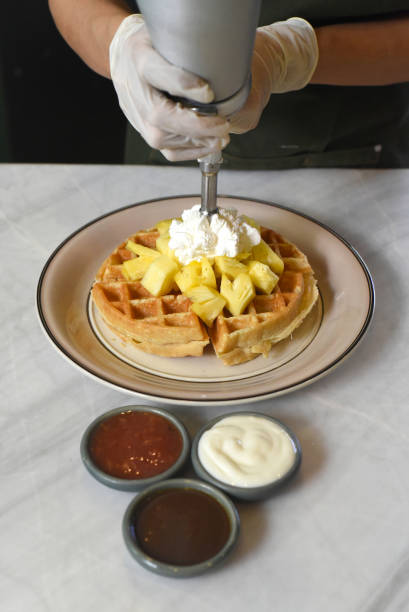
[137,0,262,116]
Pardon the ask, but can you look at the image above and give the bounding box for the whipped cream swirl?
[168,204,260,265]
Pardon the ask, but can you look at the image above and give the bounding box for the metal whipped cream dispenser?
[138,0,262,216]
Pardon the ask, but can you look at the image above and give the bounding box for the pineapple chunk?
[247,260,279,294]
[175,258,216,293]
[156,235,179,262]
[200,257,217,288]
[185,285,226,327]
[174,261,201,293]
[214,256,247,279]
[220,273,255,316]
[141,255,179,296]
[155,218,174,235]
[235,251,252,262]
[251,240,284,275]
[122,256,156,280]
[125,240,160,260]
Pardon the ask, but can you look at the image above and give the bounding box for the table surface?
[1,163,409,612]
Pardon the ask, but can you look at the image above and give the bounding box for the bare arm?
[48,0,131,78]
[311,14,409,85]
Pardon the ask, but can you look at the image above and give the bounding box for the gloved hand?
[109,14,230,161]
[229,18,319,134]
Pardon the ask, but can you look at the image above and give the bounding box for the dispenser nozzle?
[198,151,223,216]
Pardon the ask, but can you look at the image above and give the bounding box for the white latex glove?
[229,18,319,134]
[109,14,230,161]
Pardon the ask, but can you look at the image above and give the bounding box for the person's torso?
[259,0,409,27]
[126,0,409,168]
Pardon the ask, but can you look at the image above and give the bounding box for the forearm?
[48,0,131,78]
[311,15,409,86]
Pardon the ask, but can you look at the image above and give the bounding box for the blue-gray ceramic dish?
[80,405,190,492]
[122,478,240,577]
[191,411,302,501]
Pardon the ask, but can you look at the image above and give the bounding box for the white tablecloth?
[1,164,409,611]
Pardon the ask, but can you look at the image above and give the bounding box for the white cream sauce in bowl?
[191,412,302,500]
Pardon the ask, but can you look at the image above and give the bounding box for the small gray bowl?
[80,405,190,492]
[191,411,302,501]
[122,478,240,578]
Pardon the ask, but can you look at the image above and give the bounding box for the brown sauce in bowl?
[131,488,231,565]
[89,411,183,479]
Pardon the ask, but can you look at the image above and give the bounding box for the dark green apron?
[125,1,409,168]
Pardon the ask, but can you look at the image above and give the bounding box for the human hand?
[229,18,319,134]
[109,14,230,161]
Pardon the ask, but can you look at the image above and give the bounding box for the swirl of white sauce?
[198,415,296,487]
[168,204,260,265]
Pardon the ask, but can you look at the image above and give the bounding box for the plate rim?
[36,194,375,406]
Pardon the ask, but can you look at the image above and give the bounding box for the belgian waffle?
[91,229,209,357]
[211,228,318,365]
[91,225,317,364]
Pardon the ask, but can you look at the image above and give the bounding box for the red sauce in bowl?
[89,410,183,479]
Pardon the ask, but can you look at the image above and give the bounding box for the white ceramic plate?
[37,195,374,406]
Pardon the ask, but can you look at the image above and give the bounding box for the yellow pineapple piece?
[200,257,217,288]
[141,255,179,296]
[174,258,216,293]
[125,240,160,260]
[174,261,201,293]
[122,256,156,280]
[214,256,247,279]
[220,273,255,316]
[185,285,226,327]
[235,251,252,262]
[155,218,175,235]
[247,260,279,294]
[156,235,179,263]
[252,240,284,275]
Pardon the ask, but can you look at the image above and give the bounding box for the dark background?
[0,2,127,163]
